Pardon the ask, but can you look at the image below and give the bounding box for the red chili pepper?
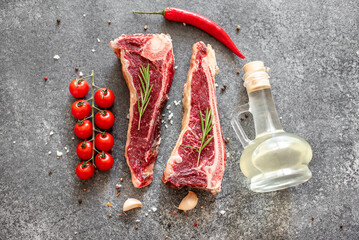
[133,7,245,59]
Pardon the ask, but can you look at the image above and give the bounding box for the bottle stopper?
[242,61,271,93]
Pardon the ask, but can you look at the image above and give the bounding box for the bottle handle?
[231,103,251,148]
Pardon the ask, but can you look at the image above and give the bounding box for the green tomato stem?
[91,70,96,168]
[93,106,102,112]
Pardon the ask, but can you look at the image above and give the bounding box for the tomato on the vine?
[76,141,93,160]
[94,88,115,108]
[71,100,91,119]
[95,110,115,129]
[69,78,89,98]
[95,152,114,171]
[76,162,95,180]
[74,120,93,139]
[95,132,114,151]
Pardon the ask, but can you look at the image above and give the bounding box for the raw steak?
[162,42,226,194]
[110,34,175,188]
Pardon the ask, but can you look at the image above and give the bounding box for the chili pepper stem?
[133,10,165,16]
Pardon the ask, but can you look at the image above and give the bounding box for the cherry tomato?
[95,152,114,171]
[94,88,115,108]
[76,162,95,180]
[76,141,93,160]
[71,100,91,119]
[95,110,115,129]
[74,120,93,139]
[69,78,89,98]
[95,132,114,151]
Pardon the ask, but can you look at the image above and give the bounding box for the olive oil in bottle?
[231,61,312,192]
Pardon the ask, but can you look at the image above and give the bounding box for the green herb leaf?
[182,107,214,167]
[137,64,152,130]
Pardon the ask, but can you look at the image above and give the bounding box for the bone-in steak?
[162,42,226,194]
[110,34,175,188]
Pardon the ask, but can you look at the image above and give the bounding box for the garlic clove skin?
[123,198,142,212]
[178,191,198,211]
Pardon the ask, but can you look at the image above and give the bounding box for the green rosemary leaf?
[137,64,152,130]
[205,123,214,136]
[200,136,214,152]
[139,75,145,94]
[181,144,198,151]
[181,107,215,167]
[143,96,151,115]
[200,110,205,141]
[136,93,140,113]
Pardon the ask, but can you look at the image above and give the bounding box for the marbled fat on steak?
[162,42,226,194]
[110,34,175,188]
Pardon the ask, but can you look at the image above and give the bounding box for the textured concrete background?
[1,0,358,239]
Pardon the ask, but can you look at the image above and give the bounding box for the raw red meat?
[110,34,175,188]
[162,42,226,194]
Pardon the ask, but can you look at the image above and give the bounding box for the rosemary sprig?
[182,108,214,167]
[136,64,153,130]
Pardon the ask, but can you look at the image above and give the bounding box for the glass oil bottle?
[231,61,313,192]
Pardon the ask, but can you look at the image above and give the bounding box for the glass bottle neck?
[248,88,283,136]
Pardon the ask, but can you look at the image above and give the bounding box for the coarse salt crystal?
[165,125,168,129]
[72,137,75,140]
[79,72,84,77]
[126,113,130,119]
[13,141,16,144]
[170,120,173,125]
[162,113,165,117]
[219,210,226,215]
[161,120,164,123]
[183,23,186,26]
[97,38,101,43]
[145,213,148,217]
[56,151,63,158]
[168,113,173,120]
[83,14,86,17]
[135,219,140,223]
[215,83,219,88]
[174,66,178,70]
[91,49,96,53]
[115,184,122,188]
[151,207,157,212]
[64,146,68,150]
[53,55,60,60]
[48,151,51,155]
[166,105,171,109]
[50,131,54,136]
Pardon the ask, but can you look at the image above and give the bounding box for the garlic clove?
[123,198,142,212]
[178,191,198,211]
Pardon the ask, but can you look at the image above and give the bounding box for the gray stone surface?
[1,0,358,239]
